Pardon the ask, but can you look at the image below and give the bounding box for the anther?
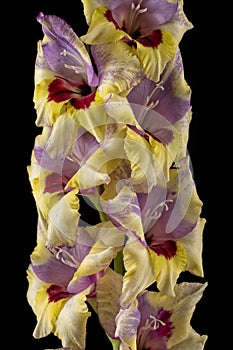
[144,81,164,109]
[60,49,86,75]
[55,246,78,268]
[127,1,147,35]
[149,315,166,330]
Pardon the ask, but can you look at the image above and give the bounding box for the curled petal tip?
[37,12,44,21]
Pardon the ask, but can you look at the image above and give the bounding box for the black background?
[9,1,217,349]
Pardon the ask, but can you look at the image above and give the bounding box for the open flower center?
[55,246,79,268]
[144,81,165,109]
[125,1,147,36]
[60,49,86,76]
[138,314,166,349]
[143,199,173,232]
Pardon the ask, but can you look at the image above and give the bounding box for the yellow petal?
[55,289,92,349]
[81,6,125,44]
[149,241,187,296]
[81,0,106,25]
[134,30,176,82]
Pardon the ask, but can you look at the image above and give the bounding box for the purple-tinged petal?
[159,0,193,43]
[127,49,191,125]
[31,250,75,287]
[133,282,208,350]
[108,0,178,35]
[37,12,98,86]
[30,227,93,287]
[104,185,146,243]
[115,300,140,349]
[74,240,121,278]
[91,41,144,98]
[146,156,203,240]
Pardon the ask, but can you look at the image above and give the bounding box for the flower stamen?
[141,314,166,331]
[60,49,85,75]
[145,81,164,109]
[137,81,165,121]
[55,246,79,268]
[138,314,166,348]
[127,1,147,35]
[145,199,173,223]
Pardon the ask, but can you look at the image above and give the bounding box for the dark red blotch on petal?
[147,238,177,259]
[48,77,96,110]
[157,308,174,338]
[71,90,96,109]
[48,77,74,103]
[104,9,121,29]
[47,284,74,302]
[137,30,163,48]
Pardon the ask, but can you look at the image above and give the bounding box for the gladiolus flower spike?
[26,1,208,349]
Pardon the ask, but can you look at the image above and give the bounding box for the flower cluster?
[26,1,208,349]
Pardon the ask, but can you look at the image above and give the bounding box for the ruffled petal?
[26,265,47,314]
[81,221,125,248]
[127,49,191,125]
[47,189,81,246]
[34,70,69,126]
[81,6,126,44]
[149,241,187,296]
[170,327,208,350]
[27,266,68,339]
[33,13,102,127]
[92,41,144,98]
[72,240,120,277]
[179,217,206,277]
[125,126,177,191]
[38,114,79,161]
[96,268,122,339]
[81,0,108,25]
[159,0,193,44]
[136,282,208,349]
[115,300,140,350]
[167,282,208,348]
[37,12,98,86]
[104,185,145,242]
[28,158,80,246]
[120,239,155,308]
[30,237,75,286]
[55,289,92,349]
[148,156,203,239]
[66,126,127,191]
[133,29,176,82]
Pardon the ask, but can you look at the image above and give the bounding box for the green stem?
[98,210,108,222]
[108,336,121,350]
[114,249,125,275]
